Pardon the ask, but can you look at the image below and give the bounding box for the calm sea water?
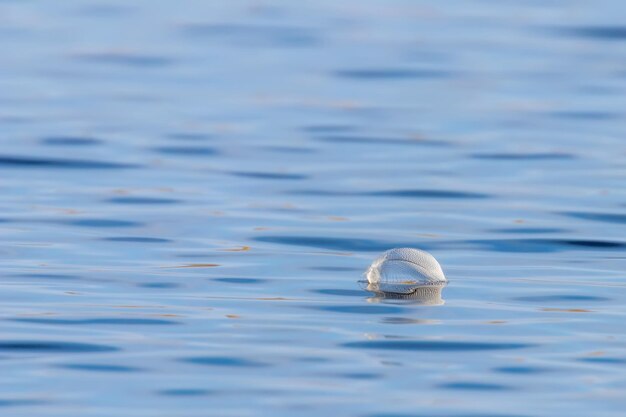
[1,1,625,416]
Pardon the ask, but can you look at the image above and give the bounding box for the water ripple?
[157,389,215,397]
[181,23,321,47]
[153,146,217,156]
[166,133,213,141]
[314,135,449,146]
[368,414,529,417]
[107,196,181,205]
[13,317,180,326]
[138,282,180,289]
[57,363,143,372]
[301,125,355,133]
[560,211,626,224]
[549,111,616,120]
[343,340,535,351]
[64,219,143,228]
[334,68,452,80]
[0,155,137,169]
[514,295,609,303]
[495,366,552,374]
[182,356,267,367]
[0,399,48,408]
[0,341,119,353]
[289,189,488,199]
[469,238,626,253]
[367,189,489,199]
[472,152,574,160]
[254,235,417,252]
[215,278,267,284]
[41,136,102,146]
[12,273,80,281]
[439,381,512,391]
[231,171,307,180]
[312,289,366,297]
[311,305,404,314]
[493,227,566,234]
[579,357,626,364]
[72,51,174,67]
[103,237,172,243]
[561,26,626,40]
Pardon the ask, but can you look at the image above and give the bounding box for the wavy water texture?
[0,1,625,416]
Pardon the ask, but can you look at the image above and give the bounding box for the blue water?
[1,1,626,416]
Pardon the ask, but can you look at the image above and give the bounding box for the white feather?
[365,248,446,294]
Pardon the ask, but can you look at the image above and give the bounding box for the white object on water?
[364,248,447,295]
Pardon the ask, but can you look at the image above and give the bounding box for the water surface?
[0,1,625,416]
